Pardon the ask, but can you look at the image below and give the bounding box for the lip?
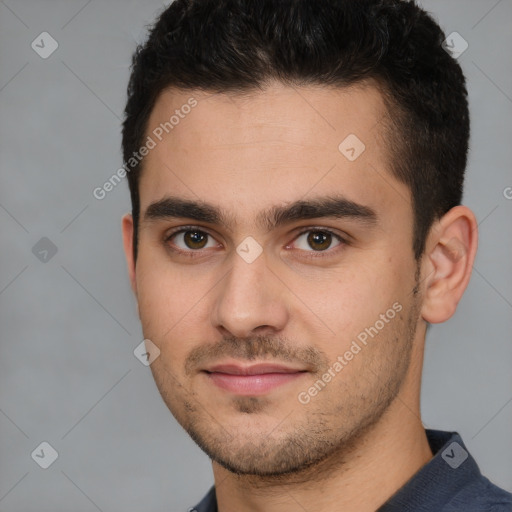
[205,363,305,375]
[203,362,308,395]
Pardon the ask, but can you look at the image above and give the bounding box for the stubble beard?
[150,286,422,483]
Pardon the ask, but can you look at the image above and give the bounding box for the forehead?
[138,81,409,227]
[145,80,389,151]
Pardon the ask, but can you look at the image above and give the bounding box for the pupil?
[185,231,207,249]
[308,231,331,251]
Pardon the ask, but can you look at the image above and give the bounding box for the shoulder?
[443,455,512,512]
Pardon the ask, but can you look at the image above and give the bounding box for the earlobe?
[420,206,478,324]
[121,213,137,296]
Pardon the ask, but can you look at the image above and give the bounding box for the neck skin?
[212,327,433,512]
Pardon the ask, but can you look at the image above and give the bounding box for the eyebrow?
[143,195,377,230]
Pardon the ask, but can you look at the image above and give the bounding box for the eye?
[292,229,343,252]
[166,228,218,251]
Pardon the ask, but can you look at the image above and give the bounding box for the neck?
[212,358,433,512]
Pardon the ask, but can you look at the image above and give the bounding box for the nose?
[211,248,289,339]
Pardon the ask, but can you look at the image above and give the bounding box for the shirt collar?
[191,430,481,512]
[376,429,481,511]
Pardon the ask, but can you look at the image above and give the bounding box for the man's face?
[128,82,424,477]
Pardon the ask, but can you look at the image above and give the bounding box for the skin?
[122,81,478,512]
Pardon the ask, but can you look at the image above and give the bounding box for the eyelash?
[164,225,348,259]
[164,225,219,258]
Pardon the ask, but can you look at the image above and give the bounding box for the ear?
[121,213,137,296]
[420,205,478,323]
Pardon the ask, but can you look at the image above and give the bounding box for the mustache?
[184,335,329,376]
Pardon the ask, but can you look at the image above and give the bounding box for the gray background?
[0,1,511,511]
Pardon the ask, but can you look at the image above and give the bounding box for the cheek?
[135,252,237,369]
[291,260,407,345]
[135,261,204,352]
[136,246,200,317]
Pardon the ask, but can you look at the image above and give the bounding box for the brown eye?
[292,229,343,253]
[183,230,209,249]
[307,231,332,251]
[166,228,217,252]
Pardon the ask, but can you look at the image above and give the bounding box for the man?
[120,0,512,510]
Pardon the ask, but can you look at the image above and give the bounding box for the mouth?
[202,362,309,395]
